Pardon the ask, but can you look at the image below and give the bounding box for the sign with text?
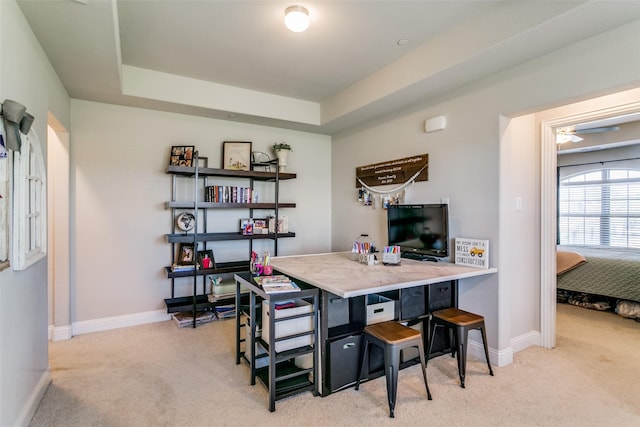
[355,154,428,187]
[455,238,489,269]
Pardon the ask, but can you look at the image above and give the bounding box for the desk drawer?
[366,295,395,325]
[429,282,453,311]
[327,334,362,392]
[400,286,426,320]
[262,300,314,352]
[327,293,350,328]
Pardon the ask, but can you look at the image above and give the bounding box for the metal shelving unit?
[164,153,296,326]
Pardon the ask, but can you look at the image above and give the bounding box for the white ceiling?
[16,0,640,135]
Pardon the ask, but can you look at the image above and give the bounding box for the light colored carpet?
[29,304,640,426]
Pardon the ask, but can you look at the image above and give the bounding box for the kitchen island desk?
[269,251,497,396]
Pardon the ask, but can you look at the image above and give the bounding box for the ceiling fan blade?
[574,126,620,134]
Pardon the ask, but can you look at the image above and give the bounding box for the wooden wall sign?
[355,154,428,187]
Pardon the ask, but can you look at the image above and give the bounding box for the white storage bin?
[245,321,269,368]
[262,300,314,352]
[366,294,395,325]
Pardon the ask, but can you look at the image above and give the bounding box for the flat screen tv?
[387,204,449,260]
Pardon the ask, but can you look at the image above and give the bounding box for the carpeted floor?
[29,303,640,426]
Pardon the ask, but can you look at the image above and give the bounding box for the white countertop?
[269,252,497,298]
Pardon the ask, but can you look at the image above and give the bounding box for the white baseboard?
[72,309,171,336]
[50,324,72,341]
[511,330,541,353]
[466,329,540,368]
[16,368,50,427]
[49,310,171,340]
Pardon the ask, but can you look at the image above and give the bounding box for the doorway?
[47,115,71,341]
[539,88,640,348]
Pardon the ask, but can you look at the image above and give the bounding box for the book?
[254,275,291,286]
[171,263,199,272]
[173,311,215,328]
[261,281,300,294]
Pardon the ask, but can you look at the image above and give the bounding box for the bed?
[557,245,640,303]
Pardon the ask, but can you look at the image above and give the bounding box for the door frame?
[539,100,640,349]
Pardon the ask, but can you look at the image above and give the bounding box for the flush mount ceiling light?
[285,5,310,32]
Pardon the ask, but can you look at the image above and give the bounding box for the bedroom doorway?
[539,89,640,349]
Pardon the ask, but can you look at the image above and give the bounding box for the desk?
[239,252,497,397]
[269,251,497,298]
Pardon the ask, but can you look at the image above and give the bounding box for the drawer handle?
[343,342,355,349]
[374,308,384,314]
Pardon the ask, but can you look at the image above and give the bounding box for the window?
[12,130,47,269]
[558,168,640,248]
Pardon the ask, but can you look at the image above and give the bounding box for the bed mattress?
[557,245,640,303]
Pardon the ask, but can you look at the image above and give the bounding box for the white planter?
[274,150,290,172]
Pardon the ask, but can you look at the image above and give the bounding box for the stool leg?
[355,338,370,391]
[479,323,494,376]
[456,326,468,388]
[417,340,432,400]
[384,344,400,418]
[427,322,440,364]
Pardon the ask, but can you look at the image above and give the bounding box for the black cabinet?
[321,280,457,395]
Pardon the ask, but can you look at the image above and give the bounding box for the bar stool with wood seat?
[427,307,494,388]
[355,320,432,418]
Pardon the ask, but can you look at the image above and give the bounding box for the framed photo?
[177,243,195,265]
[223,141,252,171]
[240,218,254,235]
[170,145,195,167]
[197,249,215,269]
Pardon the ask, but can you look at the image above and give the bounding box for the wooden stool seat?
[365,321,422,345]
[356,320,432,418]
[428,308,493,388]
[432,307,485,326]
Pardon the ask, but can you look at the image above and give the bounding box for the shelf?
[255,360,314,399]
[166,165,296,181]
[165,260,249,278]
[164,295,212,313]
[167,201,296,209]
[166,232,295,243]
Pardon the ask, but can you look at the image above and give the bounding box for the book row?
[204,185,258,204]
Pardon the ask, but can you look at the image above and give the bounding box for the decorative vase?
[274,150,289,172]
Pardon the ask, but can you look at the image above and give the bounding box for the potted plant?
[272,141,292,171]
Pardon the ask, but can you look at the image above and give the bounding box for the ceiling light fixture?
[556,128,583,144]
[285,5,310,32]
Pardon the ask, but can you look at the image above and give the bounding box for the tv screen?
[387,204,449,259]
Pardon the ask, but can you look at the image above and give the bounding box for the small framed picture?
[177,243,195,265]
[170,145,195,167]
[240,218,254,235]
[223,141,252,171]
[197,250,215,269]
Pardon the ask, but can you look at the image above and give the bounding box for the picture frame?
[170,145,195,167]
[177,243,195,265]
[197,249,215,269]
[223,141,252,171]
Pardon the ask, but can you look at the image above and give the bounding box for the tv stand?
[401,252,439,262]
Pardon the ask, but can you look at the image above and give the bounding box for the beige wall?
[0,1,70,426]
[70,100,332,323]
[332,19,640,366]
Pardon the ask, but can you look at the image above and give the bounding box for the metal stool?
[428,307,494,388]
[355,321,432,418]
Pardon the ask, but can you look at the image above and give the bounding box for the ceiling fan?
[556,125,620,144]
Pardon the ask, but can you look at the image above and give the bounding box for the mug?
[263,265,273,275]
